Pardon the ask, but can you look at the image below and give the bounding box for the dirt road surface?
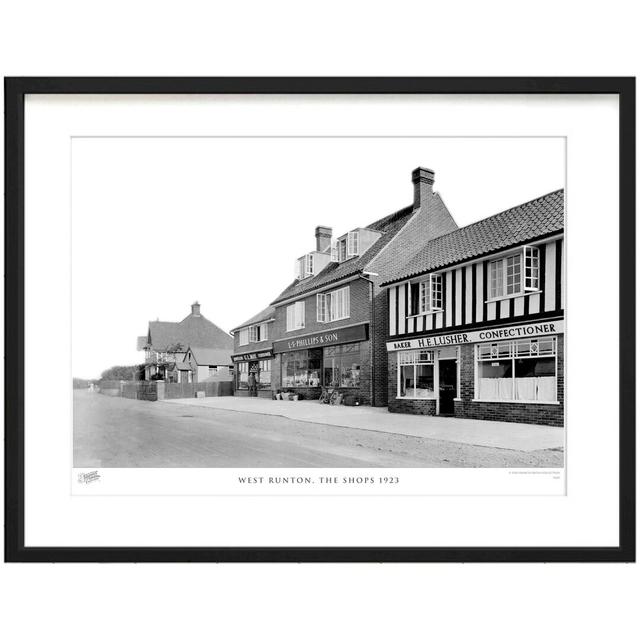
[74,391,563,468]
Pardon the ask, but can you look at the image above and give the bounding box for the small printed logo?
[77,470,101,484]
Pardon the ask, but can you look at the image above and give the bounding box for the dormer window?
[296,254,314,279]
[409,274,443,315]
[347,230,359,257]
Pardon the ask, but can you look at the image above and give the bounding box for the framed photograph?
[5,77,635,562]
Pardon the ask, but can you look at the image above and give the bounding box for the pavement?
[164,396,564,452]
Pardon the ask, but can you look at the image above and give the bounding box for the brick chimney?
[191,301,201,316]
[412,167,435,210]
[315,225,332,252]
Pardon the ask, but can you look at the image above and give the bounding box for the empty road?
[73,391,563,468]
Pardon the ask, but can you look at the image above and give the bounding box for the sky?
[71,136,564,378]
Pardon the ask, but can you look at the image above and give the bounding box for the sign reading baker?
[273,323,369,353]
[386,320,564,352]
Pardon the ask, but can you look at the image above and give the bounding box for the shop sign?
[386,320,564,352]
[231,349,274,362]
[273,323,369,353]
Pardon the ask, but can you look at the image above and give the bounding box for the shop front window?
[258,359,272,389]
[476,338,557,402]
[237,362,249,389]
[323,343,361,388]
[281,348,322,387]
[397,350,435,398]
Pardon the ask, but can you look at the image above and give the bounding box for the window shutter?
[431,274,443,310]
[305,254,314,276]
[295,301,305,328]
[287,305,295,331]
[347,231,359,257]
[410,282,420,315]
[317,294,326,322]
[330,241,339,262]
[523,245,540,290]
[490,260,503,299]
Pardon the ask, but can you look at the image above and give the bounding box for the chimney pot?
[315,225,333,252]
[191,301,201,316]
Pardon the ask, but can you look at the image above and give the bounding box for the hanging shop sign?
[231,349,274,362]
[273,323,369,353]
[386,320,564,352]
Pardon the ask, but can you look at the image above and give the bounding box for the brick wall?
[233,333,273,355]
[272,277,371,338]
[370,278,389,406]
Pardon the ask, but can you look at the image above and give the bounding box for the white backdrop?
[2,2,638,640]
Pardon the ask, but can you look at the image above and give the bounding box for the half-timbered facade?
[382,189,564,426]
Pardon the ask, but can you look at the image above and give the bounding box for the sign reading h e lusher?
[273,323,369,353]
[386,320,564,352]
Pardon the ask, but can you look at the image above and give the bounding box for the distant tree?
[99,365,140,382]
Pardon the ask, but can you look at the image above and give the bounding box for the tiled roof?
[271,205,414,304]
[231,305,276,333]
[147,310,233,352]
[187,346,233,365]
[382,189,564,285]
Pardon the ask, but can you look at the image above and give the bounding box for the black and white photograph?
[72,137,565,471]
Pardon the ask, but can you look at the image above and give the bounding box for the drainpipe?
[359,274,376,407]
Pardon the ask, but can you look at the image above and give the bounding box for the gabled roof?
[186,346,233,366]
[271,205,414,305]
[146,308,233,352]
[381,189,564,286]
[231,305,276,333]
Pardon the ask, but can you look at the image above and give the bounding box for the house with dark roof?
[235,167,459,405]
[137,302,233,382]
[382,189,564,426]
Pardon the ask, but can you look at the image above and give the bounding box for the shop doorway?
[438,360,457,416]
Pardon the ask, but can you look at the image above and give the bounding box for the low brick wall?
[388,398,437,415]
[236,389,273,399]
[453,400,564,427]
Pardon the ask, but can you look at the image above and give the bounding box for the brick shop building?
[230,306,276,398]
[382,189,565,426]
[262,167,459,406]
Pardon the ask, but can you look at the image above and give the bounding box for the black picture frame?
[4,77,635,563]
